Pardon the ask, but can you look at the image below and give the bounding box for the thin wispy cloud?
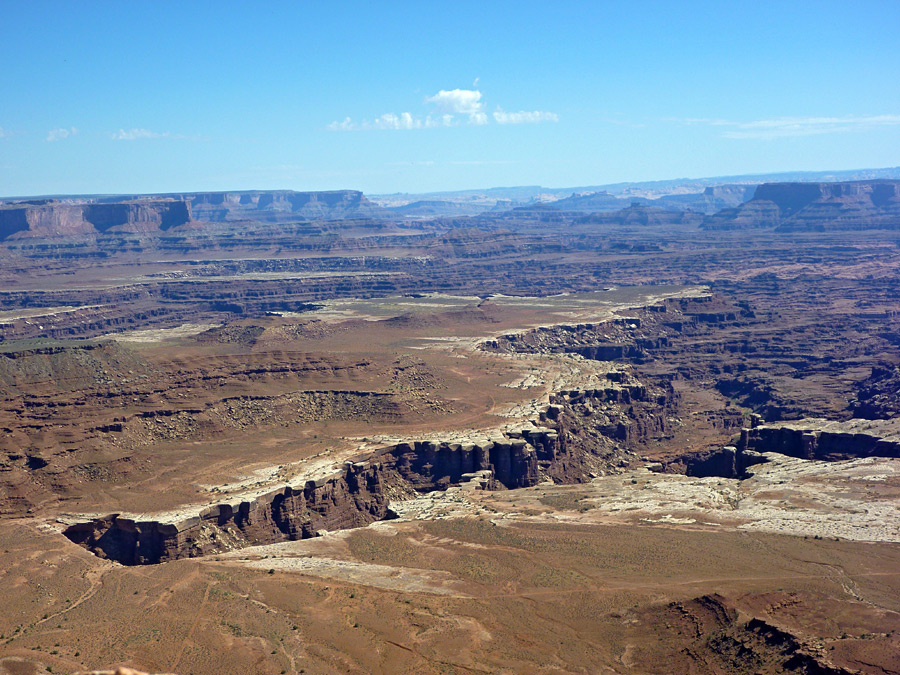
[329,87,556,131]
[493,109,559,125]
[0,127,12,139]
[46,127,78,142]
[111,128,171,140]
[672,114,900,139]
[372,113,454,130]
[328,113,457,131]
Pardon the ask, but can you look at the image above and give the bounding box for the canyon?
[1,179,900,675]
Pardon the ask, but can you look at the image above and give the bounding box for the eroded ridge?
[61,367,678,564]
[743,418,900,460]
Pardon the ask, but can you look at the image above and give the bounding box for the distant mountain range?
[371,166,900,217]
[3,167,900,237]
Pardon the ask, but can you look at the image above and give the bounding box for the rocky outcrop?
[0,191,390,239]
[83,201,191,233]
[851,364,900,419]
[63,460,391,565]
[62,424,547,564]
[640,594,862,675]
[703,180,900,231]
[738,418,900,461]
[388,199,489,217]
[656,444,767,478]
[384,439,537,491]
[0,199,191,239]
[0,200,95,239]
[657,416,900,478]
[533,377,680,482]
[61,373,690,565]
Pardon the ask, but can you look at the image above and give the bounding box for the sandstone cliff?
[0,199,191,239]
[0,190,389,239]
[738,418,900,461]
[62,433,544,564]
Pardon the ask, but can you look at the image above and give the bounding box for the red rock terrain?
[2,180,900,674]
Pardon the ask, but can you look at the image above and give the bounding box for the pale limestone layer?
[544,454,900,542]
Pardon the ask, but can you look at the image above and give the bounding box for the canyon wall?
[62,379,672,564]
[62,427,550,564]
[63,460,391,565]
[739,419,900,461]
[0,199,192,239]
[0,190,390,240]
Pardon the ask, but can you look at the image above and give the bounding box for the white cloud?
[328,113,458,131]
[426,88,489,125]
[111,128,170,140]
[672,114,900,139]
[373,112,422,130]
[328,87,558,130]
[0,127,11,139]
[426,88,484,116]
[493,109,559,124]
[327,117,356,131]
[46,127,78,142]
[434,114,457,128]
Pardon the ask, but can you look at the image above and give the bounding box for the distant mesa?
[152,189,388,222]
[5,180,900,240]
[499,185,755,217]
[703,180,900,231]
[544,190,634,212]
[0,198,192,239]
[387,199,499,217]
[576,203,703,227]
[0,189,388,239]
[650,184,756,214]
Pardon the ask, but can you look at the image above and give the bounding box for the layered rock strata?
[63,377,672,564]
[657,417,900,478]
[739,418,900,461]
[0,199,191,239]
[655,444,766,479]
[63,461,391,565]
[62,429,548,564]
[97,190,388,222]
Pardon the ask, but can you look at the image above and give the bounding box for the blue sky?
[1,1,899,196]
